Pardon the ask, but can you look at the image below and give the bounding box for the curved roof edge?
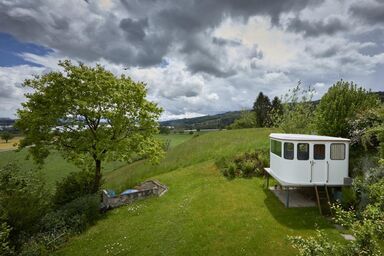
[269,133,350,142]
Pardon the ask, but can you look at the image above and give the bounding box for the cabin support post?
[265,173,270,189]
[286,187,290,208]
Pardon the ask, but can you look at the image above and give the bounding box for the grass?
[55,128,344,255]
[106,128,272,191]
[0,134,193,189]
[56,161,342,255]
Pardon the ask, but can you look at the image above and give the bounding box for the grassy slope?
[56,128,343,255]
[106,129,271,191]
[0,134,192,189]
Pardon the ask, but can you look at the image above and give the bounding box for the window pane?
[297,143,309,160]
[331,143,345,160]
[284,142,294,160]
[271,139,282,157]
[314,144,325,160]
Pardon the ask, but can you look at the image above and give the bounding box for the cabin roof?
[269,133,350,142]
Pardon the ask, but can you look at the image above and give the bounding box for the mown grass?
[105,128,272,191]
[56,161,343,256]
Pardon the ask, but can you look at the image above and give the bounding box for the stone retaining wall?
[101,180,167,210]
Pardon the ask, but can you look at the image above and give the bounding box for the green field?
[52,128,343,255]
[0,134,193,189]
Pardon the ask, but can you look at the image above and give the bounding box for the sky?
[0,0,383,120]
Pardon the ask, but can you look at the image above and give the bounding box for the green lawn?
[56,161,342,255]
[0,134,193,189]
[55,128,344,255]
[106,129,272,191]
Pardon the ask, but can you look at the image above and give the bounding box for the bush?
[341,186,357,209]
[270,83,316,134]
[216,150,268,178]
[228,110,256,129]
[53,171,95,206]
[0,221,14,256]
[0,163,50,244]
[315,80,379,138]
[162,139,171,151]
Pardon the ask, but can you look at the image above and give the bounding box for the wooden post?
[315,186,322,215]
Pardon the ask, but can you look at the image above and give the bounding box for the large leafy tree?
[16,60,163,191]
[253,92,271,127]
[315,80,379,138]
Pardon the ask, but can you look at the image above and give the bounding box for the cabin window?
[297,143,309,160]
[284,142,294,160]
[271,139,282,157]
[314,144,325,160]
[331,143,345,160]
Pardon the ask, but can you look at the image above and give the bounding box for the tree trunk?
[93,159,102,193]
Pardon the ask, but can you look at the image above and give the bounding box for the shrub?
[217,150,267,178]
[0,163,50,244]
[56,194,100,233]
[0,221,14,256]
[162,139,171,151]
[53,171,95,206]
[270,83,316,134]
[228,110,256,129]
[315,80,379,138]
[341,186,357,209]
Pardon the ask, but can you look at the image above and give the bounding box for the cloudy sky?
[0,0,383,120]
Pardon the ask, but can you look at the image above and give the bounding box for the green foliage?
[55,194,100,233]
[0,221,14,256]
[53,171,96,206]
[0,132,12,143]
[341,186,357,209]
[216,150,268,178]
[161,139,171,151]
[19,194,100,255]
[315,80,379,138]
[270,96,283,127]
[159,126,171,134]
[291,164,384,256]
[288,230,340,256]
[16,60,163,192]
[0,163,50,242]
[271,82,316,134]
[253,92,271,127]
[228,110,256,129]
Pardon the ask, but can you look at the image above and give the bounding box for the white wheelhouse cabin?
[264,133,351,210]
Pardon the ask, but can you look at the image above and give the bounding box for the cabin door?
[311,144,327,183]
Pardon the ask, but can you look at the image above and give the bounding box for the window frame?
[313,144,326,160]
[270,139,282,157]
[284,142,294,160]
[297,143,309,160]
[330,143,346,160]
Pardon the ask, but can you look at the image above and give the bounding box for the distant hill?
[160,110,244,129]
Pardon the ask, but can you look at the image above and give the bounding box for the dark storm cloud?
[286,16,348,37]
[119,18,148,42]
[0,0,322,76]
[350,0,384,25]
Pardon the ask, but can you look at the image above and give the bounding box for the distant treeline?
[160,91,383,130]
